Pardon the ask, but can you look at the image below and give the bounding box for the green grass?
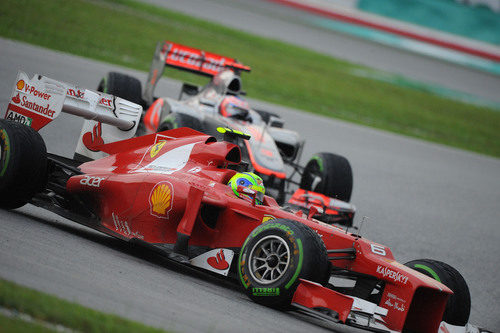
[1,0,499,157]
[0,315,55,333]
[0,279,166,333]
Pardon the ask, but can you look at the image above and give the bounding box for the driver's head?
[227,172,265,205]
[219,96,250,119]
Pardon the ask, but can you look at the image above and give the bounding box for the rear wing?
[4,71,142,160]
[143,41,251,105]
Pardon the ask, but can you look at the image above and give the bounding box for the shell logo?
[150,141,166,158]
[16,80,25,91]
[149,181,174,219]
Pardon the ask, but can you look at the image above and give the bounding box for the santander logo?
[11,93,20,104]
[207,249,229,270]
[82,122,104,152]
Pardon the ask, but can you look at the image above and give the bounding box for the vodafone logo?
[169,48,226,72]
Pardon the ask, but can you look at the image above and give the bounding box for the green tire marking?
[0,129,11,177]
[238,237,251,289]
[312,156,324,172]
[285,238,303,289]
[102,77,108,93]
[414,264,441,282]
[163,114,178,129]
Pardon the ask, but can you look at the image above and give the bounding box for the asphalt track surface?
[142,0,500,104]
[0,37,499,332]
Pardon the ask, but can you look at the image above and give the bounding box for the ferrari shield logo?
[150,141,166,158]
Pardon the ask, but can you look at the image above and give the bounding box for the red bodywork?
[66,128,451,332]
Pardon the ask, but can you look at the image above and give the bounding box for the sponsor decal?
[251,222,294,237]
[16,80,25,91]
[149,181,174,219]
[18,80,51,100]
[169,47,226,73]
[67,88,85,99]
[11,93,20,104]
[150,141,166,158]
[5,110,32,126]
[208,181,216,188]
[207,249,229,270]
[190,249,234,276]
[261,214,276,223]
[384,298,406,312]
[17,95,56,118]
[82,122,104,152]
[252,288,280,296]
[376,265,409,284]
[79,175,105,187]
[387,292,406,303]
[111,212,144,239]
[99,97,113,108]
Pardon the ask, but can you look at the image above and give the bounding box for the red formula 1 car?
[1,72,478,333]
[95,41,355,223]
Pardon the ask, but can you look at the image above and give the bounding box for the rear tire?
[0,120,47,209]
[97,72,144,107]
[238,219,330,308]
[300,152,353,202]
[405,259,471,326]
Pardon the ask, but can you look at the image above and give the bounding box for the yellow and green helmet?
[227,172,265,205]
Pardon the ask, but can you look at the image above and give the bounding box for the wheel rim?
[248,235,290,284]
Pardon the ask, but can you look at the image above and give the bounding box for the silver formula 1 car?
[96,41,355,226]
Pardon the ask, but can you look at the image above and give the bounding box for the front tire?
[405,259,471,326]
[0,120,47,209]
[238,219,330,308]
[300,152,353,202]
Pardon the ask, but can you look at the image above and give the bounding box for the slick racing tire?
[238,219,330,308]
[158,112,204,133]
[97,72,144,107]
[300,152,353,202]
[0,120,47,209]
[405,259,471,326]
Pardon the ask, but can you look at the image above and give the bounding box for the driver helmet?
[219,96,250,119]
[227,172,265,205]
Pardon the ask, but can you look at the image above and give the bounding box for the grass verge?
[0,0,499,157]
[0,279,166,333]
